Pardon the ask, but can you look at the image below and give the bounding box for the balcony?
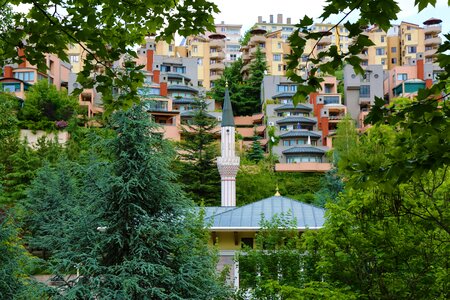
[209,39,225,48]
[424,48,438,58]
[210,51,225,59]
[241,53,250,61]
[317,36,331,45]
[249,35,266,45]
[210,63,225,71]
[275,162,332,173]
[240,64,250,74]
[210,74,222,81]
[424,36,441,46]
[250,46,266,56]
[424,25,442,35]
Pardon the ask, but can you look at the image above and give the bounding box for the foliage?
[330,115,358,172]
[0,214,41,299]
[285,1,449,107]
[3,0,219,114]
[239,27,255,46]
[17,80,79,130]
[313,168,343,208]
[236,159,323,206]
[209,48,266,116]
[246,132,265,163]
[25,104,228,298]
[174,99,221,206]
[236,213,358,300]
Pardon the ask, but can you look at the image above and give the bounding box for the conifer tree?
[175,99,221,206]
[246,131,265,163]
[26,104,227,299]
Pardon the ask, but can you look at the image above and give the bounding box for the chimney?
[160,82,168,96]
[153,69,160,84]
[277,14,283,24]
[258,16,262,23]
[18,48,26,68]
[416,52,424,80]
[287,17,291,25]
[269,15,274,23]
[3,66,13,78]
[146,49,154,72]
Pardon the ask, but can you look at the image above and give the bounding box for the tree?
[26,104,228,298]
[175,99,221,206]
[17,80,79,130]
[240,46,267,115]
[3,0,219,114]
[236,213,358,300]
[0,213,41,299]
[246,131,265,163]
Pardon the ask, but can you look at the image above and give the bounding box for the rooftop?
[204,196,325,231]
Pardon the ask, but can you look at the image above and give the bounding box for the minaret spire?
[217,84,240,206]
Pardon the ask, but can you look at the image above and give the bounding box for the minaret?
[217,82,240,206]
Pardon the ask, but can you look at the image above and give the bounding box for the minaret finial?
[275,184,281,196]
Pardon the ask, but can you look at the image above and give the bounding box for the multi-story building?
[1,52,71,99]
[214,22,242,64]
[360,18,442,70]
[383,52,442,101]
[241,28,291,79]
[262,75,345,172]
[254,14,295,40]
[343,64,384,128]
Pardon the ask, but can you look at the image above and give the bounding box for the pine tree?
[26,104,228,299]
[241,46,267,115]
[175,99,221,206]
[246,131,265,163]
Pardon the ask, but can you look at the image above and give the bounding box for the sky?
[210,0,450,34]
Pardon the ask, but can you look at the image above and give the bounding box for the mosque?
[204,84,326,288]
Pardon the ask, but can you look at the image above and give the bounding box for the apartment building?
[241,28,291,79]
[383,52,442,101]
[262,75,345,172]
[360,18,442,70]
[343,64,384,128]
[214,22,242,64]
[254,14,295,40]
[1,52,71,99]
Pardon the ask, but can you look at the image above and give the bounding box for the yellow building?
[204,195,325,287]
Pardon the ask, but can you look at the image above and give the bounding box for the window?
[3,83,21,92]
[226,45,240,52]
[193,45,198,53]
[407,34,411,41]
[408,46,417,53]
[359,85,370,98]
[381,35,385,43]
[230,54,237,61]
[169,45,173,52]
[277,42,282,49]
[241,238,254,249]
[278,64,282,72]
[381,58,386,65]
[14,71,35,82]
[197,58,203,65]
[173,66,186,73]
[323,95,340,104]
[273,54,281,61]
[160,65,170,72]
[397,73,408,81]
[375,48,385,55]
[277,85,297,92]
[282,27,293,32]
[391,58,397,64]
[391,47,397,53]
[324,84,333,94]
[69,55,79,63]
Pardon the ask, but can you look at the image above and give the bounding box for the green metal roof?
[221,87,235,127]
[282,146,326,155]
[204,196,325,230]
[274,103,313,112]
[279,130,321,138]
[276,117,317,125]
